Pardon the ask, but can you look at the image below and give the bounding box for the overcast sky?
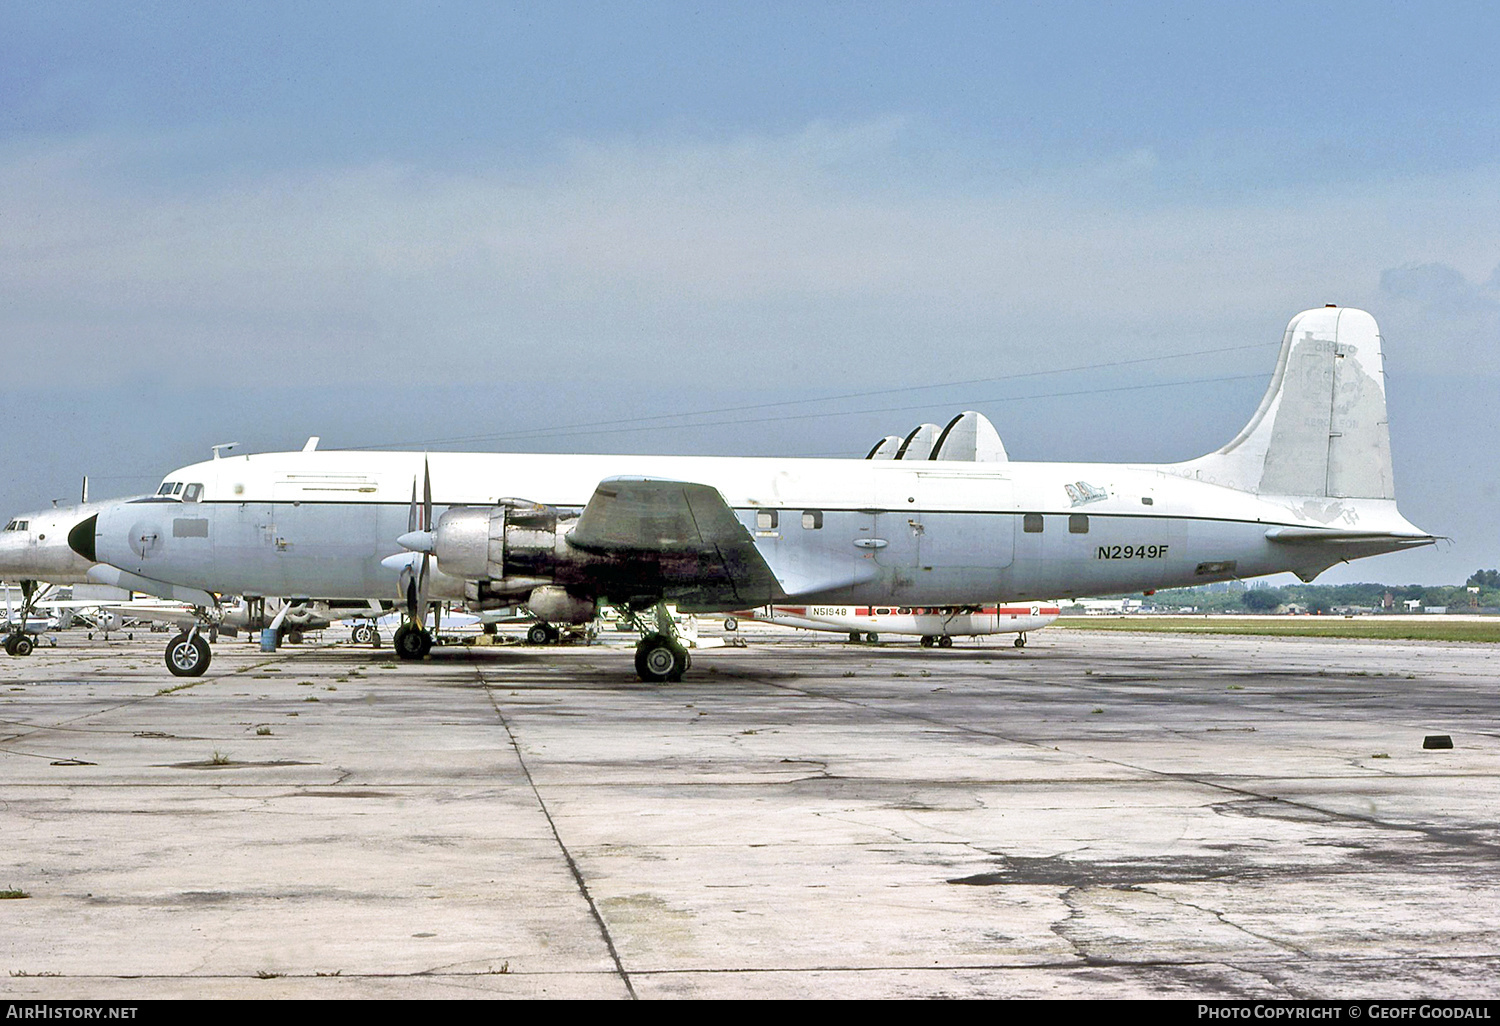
[3,2,1496,586]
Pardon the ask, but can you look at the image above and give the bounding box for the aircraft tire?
[920,635,935,648]
[165,633,211,677]
[11,634,34,657]
[848,631,861,644]
[723,617,737,631]
[938,636,953,648]
[3,634,18,656]
[351,624,372,645]
[393,624,432,660]
[866,632,879,644]
[635,635,688,683]
[370,629,382,648]
[527,623,551,645]
[1014,635,1026,648]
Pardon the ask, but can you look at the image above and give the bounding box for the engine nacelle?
[433,503,576,582]
[526,585,596,625]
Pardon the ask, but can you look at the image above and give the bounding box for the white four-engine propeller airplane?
[67,306,1432,681]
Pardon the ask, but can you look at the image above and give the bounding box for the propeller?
[395,458,434,630]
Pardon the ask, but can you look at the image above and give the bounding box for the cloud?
[3,122,1500,391]
[1378,262,1500,370]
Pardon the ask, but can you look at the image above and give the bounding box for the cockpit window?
[182,483,203,503]
[4,520,26,531]
[172,482,184,495]
[157,482,177,496]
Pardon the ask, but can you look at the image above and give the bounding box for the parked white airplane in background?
[1,487,137,655]
[72,306,1433,680]
[734,601,1060,646]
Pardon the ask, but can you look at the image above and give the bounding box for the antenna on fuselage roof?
[210,443,239,460]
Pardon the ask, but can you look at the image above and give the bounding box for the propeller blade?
[407,477,418,534]
[422,457,432,533]
[416,552,431,628]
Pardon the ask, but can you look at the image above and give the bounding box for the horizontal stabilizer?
[1264,527,1434,548]
[1263,526,1435,583]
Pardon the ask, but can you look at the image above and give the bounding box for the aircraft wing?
[567,477,787,610]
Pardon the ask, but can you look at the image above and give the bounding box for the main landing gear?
[526,622,561,645]
[919,635,954,648]
[620,602,692,683]
[4,633,35,657]
[1014,633,1028,648]
[393,621,433,660]
[635,634,691,683]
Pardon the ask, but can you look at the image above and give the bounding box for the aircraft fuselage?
[83,449,1424,607]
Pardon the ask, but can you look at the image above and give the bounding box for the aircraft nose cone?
[68,514,98,563]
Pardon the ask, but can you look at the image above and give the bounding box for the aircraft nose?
[68,514,98,562]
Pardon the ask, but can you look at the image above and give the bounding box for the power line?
[347,341,1274,451]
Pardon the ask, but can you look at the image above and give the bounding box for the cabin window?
[1069,514,1090,534]
[876,608,891,615]
[182,483,203,503]
[756,510,778,530]
[1023,513,1044,533]
[801,510,823,530]
[1141,496,1154,506]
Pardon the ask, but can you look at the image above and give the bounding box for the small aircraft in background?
[732,602,1059,647]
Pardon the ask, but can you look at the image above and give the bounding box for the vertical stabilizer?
[896,423,942,460]
[1173,307,1395,498]
[931,411,1009,462]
